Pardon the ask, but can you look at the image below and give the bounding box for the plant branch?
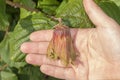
[6,0,39,12]
[5,0,59,22]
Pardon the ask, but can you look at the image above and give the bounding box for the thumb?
[83,0,119,28]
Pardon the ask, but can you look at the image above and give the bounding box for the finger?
[21,29,92,54]
[40,65,75,80]
[83,0,119,28]
[20,42,48,54]
[30,29,78,41]
[25,54,69,67]
[30,30,53,41]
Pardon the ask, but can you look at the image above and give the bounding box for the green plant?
[0,0,120,80]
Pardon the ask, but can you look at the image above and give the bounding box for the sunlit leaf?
[37,0,60,15]
[56,0,95,28]
[0,0,9,31]
[99,1,120,24]
[111,0,120,7]
[0,12,57,69]
[20,0,36,19]
[1,71,18,80]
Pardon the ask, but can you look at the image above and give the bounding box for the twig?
[6,0,39,12]
[5,0,59,22]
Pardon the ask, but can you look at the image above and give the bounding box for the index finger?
[30,29,78,41]
[30,30,53,41]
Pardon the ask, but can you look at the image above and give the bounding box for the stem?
[5,0,57,20]
[5,0,59,23]
[5,0,39,12]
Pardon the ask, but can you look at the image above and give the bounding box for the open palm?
[21,0,120,80]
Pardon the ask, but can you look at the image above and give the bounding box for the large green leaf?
[18,65,46,80]
[10,13,56,62]
[20,0,36,19]
[99,1,120,24]
[37,0,60,15]
[21,0,36,8]
[17,64,60,80]
[0,33,27,69]
[0,0,9,31]
[17,65,44,80]
[0,12,58,80]
[1,71,18,80]
[0,12,57,69]
[111,0,120,7]
[56,0,96,28]
[56,0,120,28]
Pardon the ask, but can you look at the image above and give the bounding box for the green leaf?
[17,64,60,80]
[111,0,120,7]
[99,1,120,24]
[0,34,27,69]
[20,0,36,19]
[0,35,11,64]
[56,0,120,28]
[0,0,9,31]
[20,0,36,8]
[20,8,34,19]
[18,65,45,80]
[37,0,60,15]
[1,71,18,80]
[0,12,57,69]
[56,0,94,28]
[0,12,59,80]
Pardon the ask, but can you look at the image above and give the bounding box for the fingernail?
[26,55,33,63]
[41,65,53,74]
[20,43,28,53]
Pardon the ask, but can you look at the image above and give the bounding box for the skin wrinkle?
[64,68,72,80]
[88,31,102,59]
[86,29,96,80]
[97,26,120,62]
[72,29,79,56]
[87,29,95,59]
[87,29,120,79]
[86,29,117,79]
[74,29,92,80]
[88,31,108,78]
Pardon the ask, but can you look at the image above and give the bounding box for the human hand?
[20,0,120,80]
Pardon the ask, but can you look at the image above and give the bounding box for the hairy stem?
[5,0,60,25]
[5,0,58,21]
[6,0,39,12]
